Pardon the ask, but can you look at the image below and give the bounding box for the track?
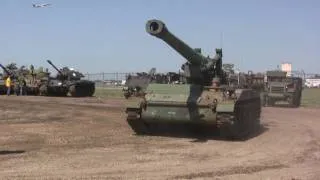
[0,95,319,179]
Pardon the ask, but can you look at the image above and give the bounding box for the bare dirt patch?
[0,95,320,179]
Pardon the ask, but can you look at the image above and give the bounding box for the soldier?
[18,76,27,95]
[30,65,35,82]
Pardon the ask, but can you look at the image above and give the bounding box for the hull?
[68,80,95,97]
[17,86,40,96]
[39,84,69,97]
[125,84,261,139]
[47,86,69,96]
[38,79,95,97]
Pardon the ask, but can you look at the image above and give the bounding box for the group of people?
[5,76,27,96]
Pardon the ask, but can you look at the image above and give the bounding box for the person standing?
[22,79,27,95]
[5,76,11,96]
[18,76,27,95]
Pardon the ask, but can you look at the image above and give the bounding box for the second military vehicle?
[263,70,303,107]
[45,60,95,97]
[125,19,261,139]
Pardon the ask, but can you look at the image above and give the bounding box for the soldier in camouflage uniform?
[17,75,26,95]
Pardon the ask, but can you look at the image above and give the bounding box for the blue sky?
[0,0,319,74]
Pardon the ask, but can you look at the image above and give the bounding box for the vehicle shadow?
[134,122,269,143]
[0,150,25,155]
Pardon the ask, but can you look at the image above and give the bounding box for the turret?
[46,60,84,81]
[46,60,70,80]
[145,19,224,86]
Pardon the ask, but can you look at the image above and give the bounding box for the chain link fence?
[83,72,136,88]
[83,72,320,88]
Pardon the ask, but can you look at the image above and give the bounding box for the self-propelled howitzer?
[124,19,261,139]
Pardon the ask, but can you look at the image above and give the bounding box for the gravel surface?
[0,96,319,180]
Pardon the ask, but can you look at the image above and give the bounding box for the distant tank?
[46,60,95,97]
[124,19,261,139]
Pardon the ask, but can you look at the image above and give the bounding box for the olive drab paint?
[124,19,261,140]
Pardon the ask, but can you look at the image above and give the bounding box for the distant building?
[281,62,292,77]
[305,78,320,88]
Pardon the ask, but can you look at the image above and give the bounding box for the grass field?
[94,87,320,108]
[300,88,320,108]
[94,87,124,99]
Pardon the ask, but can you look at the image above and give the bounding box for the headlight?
[58,82,62,85]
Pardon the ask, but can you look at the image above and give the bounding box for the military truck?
[124,19,261,139]
[263,70,303,107]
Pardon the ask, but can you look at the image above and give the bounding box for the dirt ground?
[0,95,320,180]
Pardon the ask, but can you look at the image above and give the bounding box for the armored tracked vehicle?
[46,60,95,97]
[125,19,261,139]
[263,70,302,107]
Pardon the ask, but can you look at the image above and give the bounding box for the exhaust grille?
[271,86,285,93]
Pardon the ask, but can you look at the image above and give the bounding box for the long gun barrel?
[145,19,208,65]
[46,60,63,74]
[0,63,19,79]
[0,64,10,75]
